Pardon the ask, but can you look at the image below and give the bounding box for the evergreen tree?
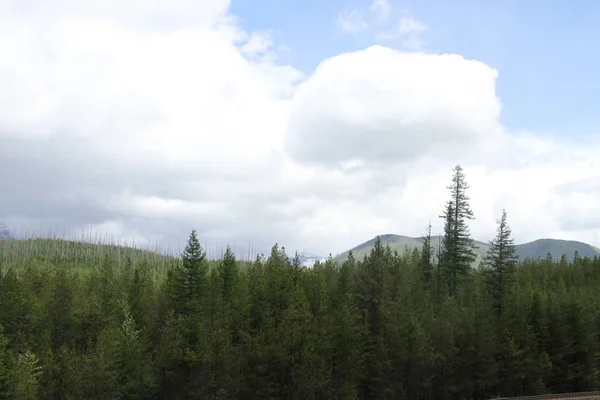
[573,250,582,265]
[12,350,42,400]
[218,246,239,302]
[5,210,600,399]
[420,221,435,292]
[47,267,75,352]
[39,345,78,400]
[108,301,154,399]
[439,165,477,296]
[356,237,391,400]
[177,230,208,315]
[559,254,569,268]
[0,326,14,400]
[484,209,518,316]
[0,268,30,339]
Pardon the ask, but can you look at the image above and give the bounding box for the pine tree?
[484,209,518,317]
[559,254,569,268]
[573,250,582,266]
[420,221,435,291]
[439,165,477,296]
[177,230,208,314]
[218,246,239,302]
[0,326,14,400]
[12,350,42,400]
[110,301,154,399]
[356,237,391,399]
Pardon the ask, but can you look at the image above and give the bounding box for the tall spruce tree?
[484,209,518,316]
[420,221,434,291]
[177,229,208,315]
[217,246,239,302]
[439,165,477,296]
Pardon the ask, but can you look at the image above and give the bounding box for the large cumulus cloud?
[284,46,503,167]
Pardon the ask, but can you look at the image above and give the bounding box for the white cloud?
[374,16,428,50]
[0,0,303,254]
[369,0,391,22]
[1,0,600,258]
[338,1,428,50]
[398,16,427,35]
[394,17,428,49]
[285,46,502,167]
[337,8,368,33]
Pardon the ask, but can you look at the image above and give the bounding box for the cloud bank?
[1,0,599,258]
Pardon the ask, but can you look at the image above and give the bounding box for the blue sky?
[231,0,600,138]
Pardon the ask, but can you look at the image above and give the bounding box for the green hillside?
[332,234,490,266]
[332,234,600,266]
[516,238,600,262]
[0,237,174,260]
[0,237,253,277]
[0,237,178,277]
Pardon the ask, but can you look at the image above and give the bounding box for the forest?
[1,165,600,400]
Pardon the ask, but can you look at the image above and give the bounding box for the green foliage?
[484,209,518,316]
[2,216,600,399]
[12,350,42,400]
[217,246,239,301]
[419,221,435,292]
[0,326,14,400]
[440,165,478,296]
[335,234,599,267]
[107,301,154,399]
[176,229,209,314]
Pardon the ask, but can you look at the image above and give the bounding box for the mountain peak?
[288,252,328,268]
[333,234,599,265]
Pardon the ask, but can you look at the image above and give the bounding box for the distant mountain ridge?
[288,252,328,268]
[0,223,13,240]
[332,234,600,265]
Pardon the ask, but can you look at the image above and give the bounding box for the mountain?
[288,252,328,268]
[515,238,600,262]
[332,234,600,265]
[0,223,13,239]
[332,234,489,266]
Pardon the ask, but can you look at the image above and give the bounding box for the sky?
[1,0,600,258]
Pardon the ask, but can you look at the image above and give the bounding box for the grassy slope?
[0,237,178,275]
[0,237,172,258]
[0,237,255,276]
[332,234,600,265]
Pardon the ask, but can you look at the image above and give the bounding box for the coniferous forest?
[2,165,600,399]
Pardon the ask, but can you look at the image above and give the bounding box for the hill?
[0,236,259,275]
[516,238,600,262]
[0,237,178,273]
[332,234,600,265]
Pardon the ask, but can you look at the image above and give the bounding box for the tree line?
[1,164,600,399]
